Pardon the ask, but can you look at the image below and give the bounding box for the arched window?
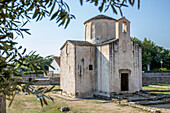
[122,21,127,33]
[91,23,95,39]
[102,22,108,38]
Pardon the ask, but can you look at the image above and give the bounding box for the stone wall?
[60,42,76,97]
[13,74,60,85]
[35,77,60,85]
[95,44,110,96]
[142,73,170,85]
[75,45,95,98]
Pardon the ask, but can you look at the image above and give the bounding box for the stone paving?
[111,91,170,112]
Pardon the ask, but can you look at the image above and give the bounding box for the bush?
[144,68,170,73]
[160,68,168,72]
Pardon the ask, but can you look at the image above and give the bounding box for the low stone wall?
[13,74,60,85]
[34,77,60,85]
[14,73,170,86]
[142,72,170,85]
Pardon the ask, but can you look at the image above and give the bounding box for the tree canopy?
[131,37,170,72]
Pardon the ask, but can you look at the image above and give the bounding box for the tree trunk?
[0,96,6,113]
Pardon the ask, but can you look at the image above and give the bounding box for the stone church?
[60,15,142,98]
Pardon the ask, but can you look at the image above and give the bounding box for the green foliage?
[131,37,170,71]
[23,70,44,74]
[80,0,140,16]
[160,68,168,72]
[0,48,57,108]
[16,54,54,75]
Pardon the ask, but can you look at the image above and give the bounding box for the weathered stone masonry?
[60,15,142,98]
[142,72,170,85]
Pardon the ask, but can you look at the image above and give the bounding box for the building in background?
[47,57,60,77]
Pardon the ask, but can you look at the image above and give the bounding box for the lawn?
[157,84,170,87]
[6,85,148,113]
[142,83,170,95]
[142,86,170,90]
[6,84,170,113]
[7,94,148,113]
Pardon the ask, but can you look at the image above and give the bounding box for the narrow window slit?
[89,65,93,70]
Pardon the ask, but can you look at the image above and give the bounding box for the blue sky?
[16,0,170,57]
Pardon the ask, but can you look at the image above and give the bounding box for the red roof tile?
[54,57,60,67]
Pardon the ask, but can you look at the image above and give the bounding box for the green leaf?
[80,0,83,5]
[30,80,39,83]
[119,8,123,16]
[42,96,48,105]
[50,2,55,15]
[64,2,70,12]
[128,0,135,6]
[94,1,98,6]
[111,5,117,14]
[104,5,109,12]
[40,64,47,75]
[18,46,22,50]
[138,0,140,9]
[8,92,16,107]
[50,10,59,20]
[22,48,26,55]
[38,87,45,90]
[99,6,103,12]
[21,20,29,27]
[40,98,43,107]
[44,85,55,93]
[64,18,70,29]
[48,85,55,92]
[52,89,62,91]
[33,8,39,19]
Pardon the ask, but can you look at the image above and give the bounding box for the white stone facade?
[60,15,142,98]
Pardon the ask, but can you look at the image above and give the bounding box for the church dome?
[84,15,117,24]
[84,15,117,44]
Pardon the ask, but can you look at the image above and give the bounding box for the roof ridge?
[84,14,117,24]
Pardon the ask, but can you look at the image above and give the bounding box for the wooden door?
[121,73,129,91]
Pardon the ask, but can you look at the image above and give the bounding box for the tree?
[0,0,140,112]
[131,37,170,71]
[16,55,53,74]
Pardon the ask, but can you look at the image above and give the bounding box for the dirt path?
[53,96,147,113]
[149,85,170,89]
[53,94,170,113]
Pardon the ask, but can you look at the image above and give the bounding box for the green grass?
[142,86,170,90]
[156,83,170,87]
[7,94,67,113]
[142,83,170,95]
[7,91,149,113]
[8,84,170,113]
[150,92,170,94]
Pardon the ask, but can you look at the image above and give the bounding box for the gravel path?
[149,85,170,89]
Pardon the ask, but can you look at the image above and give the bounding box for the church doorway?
[121,73,129,91]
